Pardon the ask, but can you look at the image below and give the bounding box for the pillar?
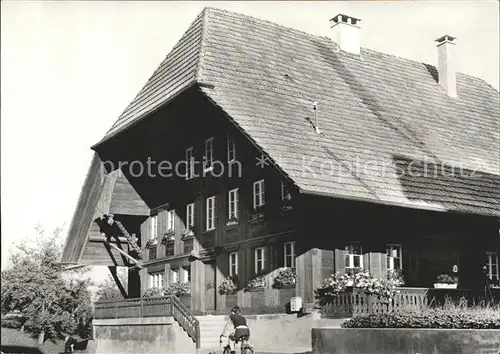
[190,259,205,312]
[296,248,326,304]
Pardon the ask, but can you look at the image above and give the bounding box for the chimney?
[435,35,457,98]
[330,14,361,55]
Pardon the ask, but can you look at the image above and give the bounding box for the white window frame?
[345,243,363,269]
[486,251,499,281]
[185,146,194,180]
[227,134,236,163]
[206,196,215,231]
[281,181,291,201]
[255,247,266,273]
[229,252,238,276]
[284,241,296,268]
[228,188,239,219]
[150,215,158,239]
[186,203,195,228]
[387,244,402,270]
[167,210,175,231]
[171,268,179,284]
[204,137,214,171]
[150,272,163,288]
[253,179,265,209]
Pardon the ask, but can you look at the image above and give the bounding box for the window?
[150,272,163,288]
[172,269,179,284]
[182,267,191,283]
[167,210,175,231]
[345,243,363,269]
[206,196,215,231]
[387,244,402,270]
[227,134,236,162]
[150,215,158,239]
[204,137,214,170]
[253,179,265,209]
[228,188,239,219]
[281,181,291,201]
[255,247,266,273]
[186,203,195,228]
[486,252,499,281]
[284,241,296,268]
[229,252,238,276]
[185,146,194,179]
[165,242,174,257]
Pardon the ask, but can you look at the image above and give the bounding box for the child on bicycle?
[221,306,250,354]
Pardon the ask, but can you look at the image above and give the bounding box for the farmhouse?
[60,7,499,345]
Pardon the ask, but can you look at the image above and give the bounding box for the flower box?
[433,283,458,289]
[226,216,238,227]
[181,227,195,240]
[145,239,157,249]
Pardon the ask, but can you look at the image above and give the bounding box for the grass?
[1,327,96,354]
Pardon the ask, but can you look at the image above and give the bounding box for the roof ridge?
[207,6,497,86]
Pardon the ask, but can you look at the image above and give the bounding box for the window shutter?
[368,253,387,278]
[334,248,346,275]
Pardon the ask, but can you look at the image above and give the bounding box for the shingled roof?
[94,7,500,216]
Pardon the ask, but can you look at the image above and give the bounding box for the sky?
[1,1,499,273]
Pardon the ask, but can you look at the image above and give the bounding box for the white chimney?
[435,35,457,98]
[330,14,361,55]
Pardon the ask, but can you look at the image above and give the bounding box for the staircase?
[196,315,227,351]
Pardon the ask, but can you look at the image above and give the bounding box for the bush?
[341,298,500,329]
[218,275,239,295]
[142,287,166,298]
[165,282,191,297]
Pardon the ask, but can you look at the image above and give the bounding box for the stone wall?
[311,327,500,354]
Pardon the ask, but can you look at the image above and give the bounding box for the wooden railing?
[94,296,200,349]
[321,289,428,317]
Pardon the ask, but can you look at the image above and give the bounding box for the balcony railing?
[94,296,200,349]
[321,288,428,317]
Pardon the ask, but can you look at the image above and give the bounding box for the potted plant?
[434,273,458,289]
[181,226,195,240]
[218,275,239,295]
[249,205,265,221]
[273,268,296,289]
[387,269,405,287]
[145,238,157,249]
[245,271,266,290]
[226,215,238,226]
[161,230,175,244]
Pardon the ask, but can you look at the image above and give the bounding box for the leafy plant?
[142,287,166,298]
[218,275,239,295]
[165,281,191,297]
[273,268,296,289]
[341,298,500,329]
[1,226,93,341]
[315,268,400,306]
[387,269,405,286]
[245,271,266,290]
[435,273,458,284]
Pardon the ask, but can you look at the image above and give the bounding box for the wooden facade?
[59,87,500,312]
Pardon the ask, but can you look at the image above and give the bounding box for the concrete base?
[311,328,500,354]
[93,317,197,353]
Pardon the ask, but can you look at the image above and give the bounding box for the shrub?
[387,269,404,286]
[341,298,500,329]
[273,268,296,289]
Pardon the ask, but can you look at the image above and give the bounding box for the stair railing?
[170,295,200,350]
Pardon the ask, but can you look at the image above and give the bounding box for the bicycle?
[219,334,254,354]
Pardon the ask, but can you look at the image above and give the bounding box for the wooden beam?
[108,266,128,299]
[89,235,129,243]
[105,241,143,269]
